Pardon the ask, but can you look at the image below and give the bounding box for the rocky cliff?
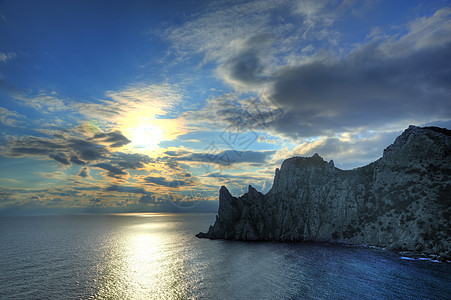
[197,126,451,260]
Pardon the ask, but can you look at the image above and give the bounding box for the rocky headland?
[197,126,451,260]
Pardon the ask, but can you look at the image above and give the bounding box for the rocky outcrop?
[197,126,451,260]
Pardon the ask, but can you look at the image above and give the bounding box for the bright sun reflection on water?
[91,216,199,299]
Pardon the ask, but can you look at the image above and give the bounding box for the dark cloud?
[220,35,273,88]
[8,137,63,156]
[3,130,130,166]
[178,149,275,166]
[202,172,253,180]
[50,190,77,197]
[66,138,108,161]
[1,130,155,180]
[3,134,107,163]
[94,163,128,178]
[163,150,190,157]
[105,185,149,194]
[49,153,70,165]
[10,147,49,155]
[90,131,131,147]
[143,175,191,188]
[267,43,451,138]
[90,153,153,178]
[221,51,266,87]
[78,167,89,178]
[184,93,283,137]
[110,152,153,169]
[207,42,451,139]
[73,186,101,191]
[70,155,86,165]
[139,194,155,204]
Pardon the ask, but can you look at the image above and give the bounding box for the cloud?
[139,194,156,204]
[165,0,343,64]
[166,0,285,61]
[0,106,23,127]
[218,35,273,89]
[268,43,451,138]
[105,185,149,194]
[70,156,86,165]
[182,6,451,140]
[0,127,154,181]
[163,149,190,157]
[90,198,101,203]
[105,83,182,115]
[183,93,283,132]
[73,100,121,120]
[379,7,451,54]
[66,138,108,161]
[49,153,70,165]
[13,91,69,112]
[0,52,17,63]
[177,149,275,166]
[1,128,129,165]
[272,130,402,169]
[142,175,192,188]
[109,152,154,169]
[257,135,280,144]
[90,131,131,148]
[78,167,89,178]
[94,163,128,178]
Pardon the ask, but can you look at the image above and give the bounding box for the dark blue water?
[0,213,449,299]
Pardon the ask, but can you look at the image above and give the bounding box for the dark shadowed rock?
[197,126,451,260]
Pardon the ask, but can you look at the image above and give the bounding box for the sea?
[0,213,449,299]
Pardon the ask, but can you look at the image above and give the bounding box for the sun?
[117,109,186,153]
[128,123,165,151]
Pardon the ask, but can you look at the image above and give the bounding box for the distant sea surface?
[0,213,449,299]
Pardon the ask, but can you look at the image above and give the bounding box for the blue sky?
[0,0,450,214]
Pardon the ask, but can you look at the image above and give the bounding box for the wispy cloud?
[13,91,69,112]
[0,51,16,63]
[0,106,23,127]
[165,0,345,65]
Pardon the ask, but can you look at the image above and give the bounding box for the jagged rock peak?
[248,184,257,194]
[247,185,261,201]
[219,186,233,202]
[406,125,450,136]
[280,153,328,170]
[382,125,451,165]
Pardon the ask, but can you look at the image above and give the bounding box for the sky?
[0,0,450,214]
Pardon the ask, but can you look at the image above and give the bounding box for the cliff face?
[197,126,451,259]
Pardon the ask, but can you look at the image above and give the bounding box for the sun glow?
[129,123,165,150]
[113,91,187,153]
[120,117,186,153]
